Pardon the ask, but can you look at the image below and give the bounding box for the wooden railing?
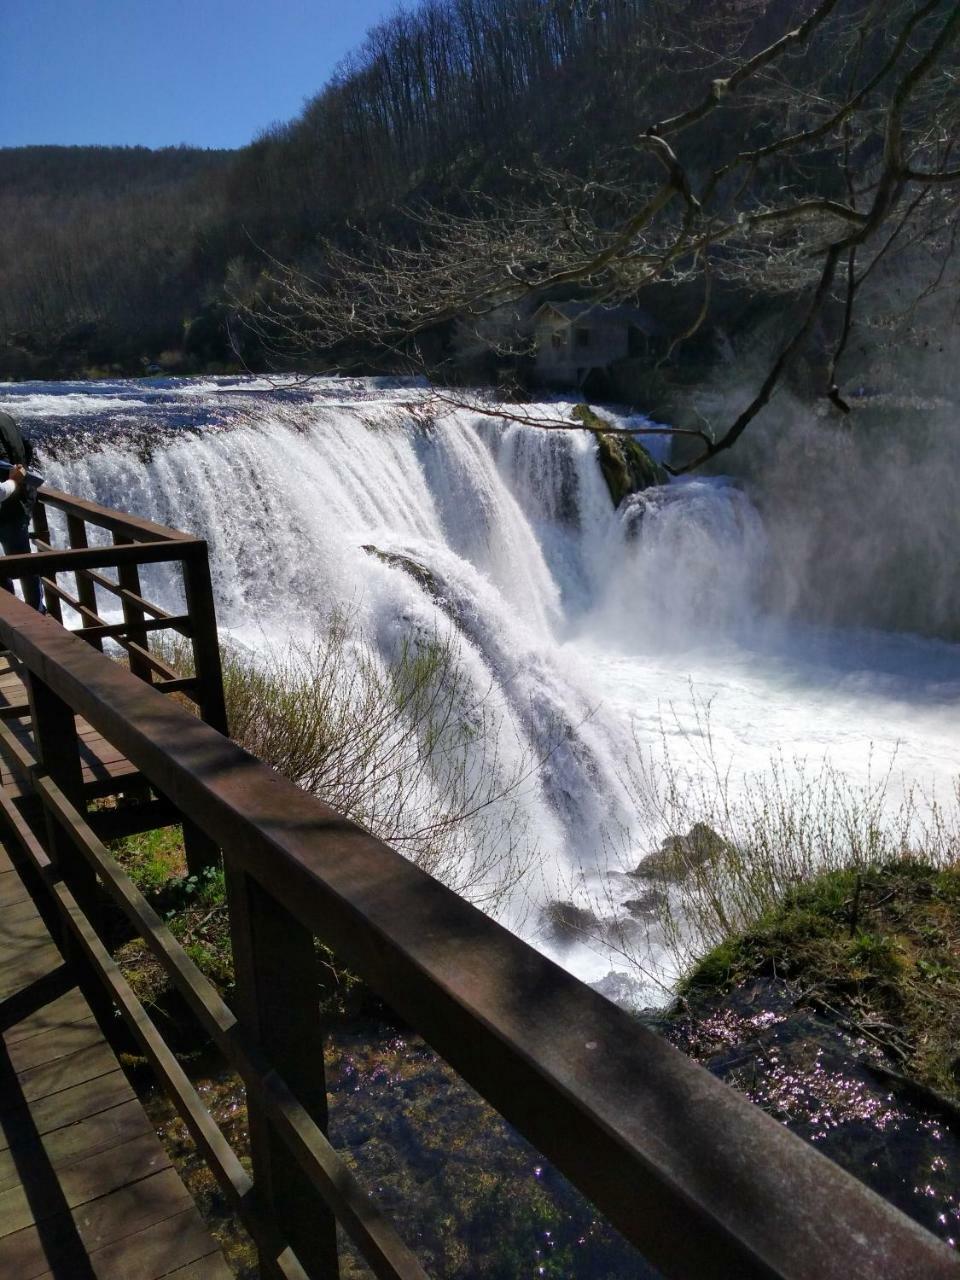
[7,479,227,734]
[0,509,954,1278]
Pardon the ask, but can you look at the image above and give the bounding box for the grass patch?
[679,859,960,1101]
[108,820,381,1032]
[107,824,233,1013]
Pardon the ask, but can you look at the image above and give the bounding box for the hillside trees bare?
[248,0,960,472]
[0,146,233,373]
[3,1,958,396]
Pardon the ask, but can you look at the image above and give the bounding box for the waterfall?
[8,375,960,1003]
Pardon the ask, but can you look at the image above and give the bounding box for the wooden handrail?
[0,484,226,742]
[0,537,205,578]
[36,481,194,543]
[0,586,952,1280]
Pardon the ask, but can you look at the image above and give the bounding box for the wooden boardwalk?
[0,835,231,1280]
[0,656,140,799]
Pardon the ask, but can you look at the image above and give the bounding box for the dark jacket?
[0,410,36,528]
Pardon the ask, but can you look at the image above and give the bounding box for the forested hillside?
[1,0,957,395]
[0,1,812,376]
[0,146,233,376]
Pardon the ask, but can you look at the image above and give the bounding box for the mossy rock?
[360,544,442,600]
[631,822,733,883]
[676,860,960,1105]
[571,403,667,507]
[541,899,601,945]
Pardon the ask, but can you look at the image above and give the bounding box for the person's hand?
[9,464,26,487]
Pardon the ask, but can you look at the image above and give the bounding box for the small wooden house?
[532,302,659,387]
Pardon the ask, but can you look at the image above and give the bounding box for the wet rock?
[360,544,443,601]
[631,822,733,882]
[541,899,601,945]
[590,970,646,1009]
[571,403,667,507]
[664,978,960,1249]
[622,887,667,917]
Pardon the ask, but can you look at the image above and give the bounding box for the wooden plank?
[10,1041,120,1107]
[0,1072,133,1154]
[66,513,104,653]
[0,541,203,583]
[2,986,90,1048]
[78,1207,231,1280]
[87,800,180,843]
[0,904,52,945]
[228,867,339,1280]
[0,947,65,1002]
[0,869,32,908]
[0,1099,149,1195]
[160,1253,236,1280]
[28,506,63,624]
[0,1132,171,1237]
[0,843,230,1280]
[0,1171,194,1276]
[65,1167,190,1251]
[24,1204,230,1280]
[6,1017,101,1075]
[73,615,192,643]
[36,487,193,545]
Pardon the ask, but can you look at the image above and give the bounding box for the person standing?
[0,409,44,611]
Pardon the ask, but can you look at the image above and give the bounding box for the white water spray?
[8,377,960,1003]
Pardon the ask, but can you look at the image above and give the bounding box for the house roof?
[533,301,660,333]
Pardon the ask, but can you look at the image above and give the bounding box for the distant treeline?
[0,0,821,379]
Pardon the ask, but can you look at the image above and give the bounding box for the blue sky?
[1,0,408,150]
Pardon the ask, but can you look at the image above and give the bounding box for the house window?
[575,327,591,349]
[551,332,564,350]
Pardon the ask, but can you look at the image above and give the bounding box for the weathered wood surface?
[0,838,230,1279]
[0,657,140,798]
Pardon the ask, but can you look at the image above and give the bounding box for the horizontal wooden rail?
[0,484,225,733]
[0,538,206,580]
[31,481,195,544]
[79,570,184,625]
[73,614,192,642]
[0,589,952,1280]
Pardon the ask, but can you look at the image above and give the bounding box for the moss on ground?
[678,859,960,1101]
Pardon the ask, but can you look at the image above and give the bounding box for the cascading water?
[6,376,960,1004]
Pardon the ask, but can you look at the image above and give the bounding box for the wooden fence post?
[66,514,103,650]
[112,532,152,682]
[226,865,339,1280]
[180,542,225,877]
[30,499,63,623]
[26,673,97,923]
[181,543,228,735]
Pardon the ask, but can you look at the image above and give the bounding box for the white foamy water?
[5,376,959,1003]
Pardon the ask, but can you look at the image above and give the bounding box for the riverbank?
[661,859,960,1249]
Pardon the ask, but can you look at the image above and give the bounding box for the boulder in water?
[360,544,443,601]
[541,899,601,946]
[590,969,646,1009]
[631,822,733,883]
[622,887,667,917]
[571,403,667,507]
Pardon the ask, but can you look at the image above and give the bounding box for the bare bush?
[164,614,543,915]
[607,695,960,987]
